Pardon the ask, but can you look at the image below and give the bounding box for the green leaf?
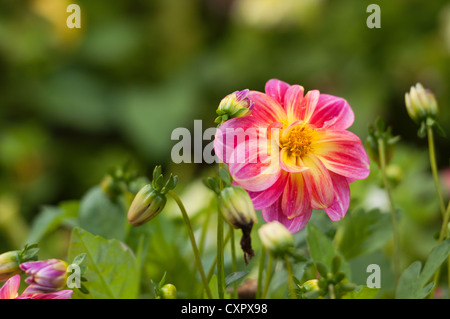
[78,186,128,241]
[396,239,450,299]
[27,200,79,244]
[334,209,392,260]
[343,286,379,299]
[306,224,351,279]
[225,271,249,287]
[208,275,219,299]
[68,227,139,299]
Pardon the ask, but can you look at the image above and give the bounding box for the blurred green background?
[0,0,449,298]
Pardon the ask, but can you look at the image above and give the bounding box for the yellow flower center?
[281,124,315,157]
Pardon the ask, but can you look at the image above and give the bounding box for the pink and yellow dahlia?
[214,79,370,233]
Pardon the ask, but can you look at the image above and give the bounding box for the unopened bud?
[20,259,68,293]
[405,83,438,124]
[215,89,253,125]
[0,251,21,282]
[218,186,257,265]
[218,186,257,229]
[160,284,177,299]
[127,184,167,226]
[258,221,294,258]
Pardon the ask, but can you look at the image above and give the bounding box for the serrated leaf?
[68,227,139,299]
[306,224,351,279]
[334,209,392,260]
[78,186,127,241]
[27,201,79,244]
[396,240,450,299]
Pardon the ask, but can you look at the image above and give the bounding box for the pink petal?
[20,290,73,299]
[214,116,268,164]
[285,89,320,123]
[0,275,20,299]
[281,173,311,219]
[299,154,335,209]
[247,171,288,210]
[313,129,370,180]
[324,172,350,221]
[228,135,281,192]
[309,94,354,130]
[247,91,287,125]
[284,85,305,122]
[264,79,291,107]
[261,196,312,234]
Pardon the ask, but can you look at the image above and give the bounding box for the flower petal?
[281,173,311,219]
[285,88,320,123]
[309,94,354,130]
[228,136,281,192]
[264,79,290,106]
[248,91,287,125]
[246,171,288,210]
[0,275,20,299]
[313,129,370,180]
[261,196,312,234]
[20,290,73,299]
[324,172,350,221]
[284,85,305,122]
[299,153,335,209]
[214,116,267,164]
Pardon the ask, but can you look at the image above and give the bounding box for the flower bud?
[215,89,253,125]
[405,83,438,123]
[301,279,320,293]
[218,186,257,229]
[258,221,294,258]
[218,186,257,264]
[160,284,177,299]
[20,259,68,293]
[127,184,167,226]
[0,251,21,282]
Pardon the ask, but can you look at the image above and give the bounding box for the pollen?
[281,124,315,157]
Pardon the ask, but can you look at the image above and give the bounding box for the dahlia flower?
[214,79,370,233]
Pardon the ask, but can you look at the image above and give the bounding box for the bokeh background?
[1,0,449,298]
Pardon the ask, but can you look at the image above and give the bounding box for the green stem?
[199,204,212,256]
[168,190,213,299]
[426,125,446,217]
[262,254,274,299]
[230,225,238,299]
[217,163,225,299]
[257,248,266,299]
[284,256,296,299]
[430,201,450,298]
[207,228,232,282]
[328,284,336,300]
[378,139,400,289]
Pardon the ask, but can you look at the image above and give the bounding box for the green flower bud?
[127,184,167,226]
[0,251,21,282]
[215,89,253,125]
[160,283,177,299]
[218,186,257,229]
[258,221,294,258]
[301,279,320,292]
[218,186,257,264]
[405,83,438,124]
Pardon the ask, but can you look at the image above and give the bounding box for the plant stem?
[207,228,232,282]
[328,284,336,299]
[217,163,225,299]
[168,190,213,299]
[430,201,450,298]
[284,256,296,299]
[378,139,400,290]
[257,248,266,299]
[230,225,238,298]
[426,125,446,217]
[262,254,274,299]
